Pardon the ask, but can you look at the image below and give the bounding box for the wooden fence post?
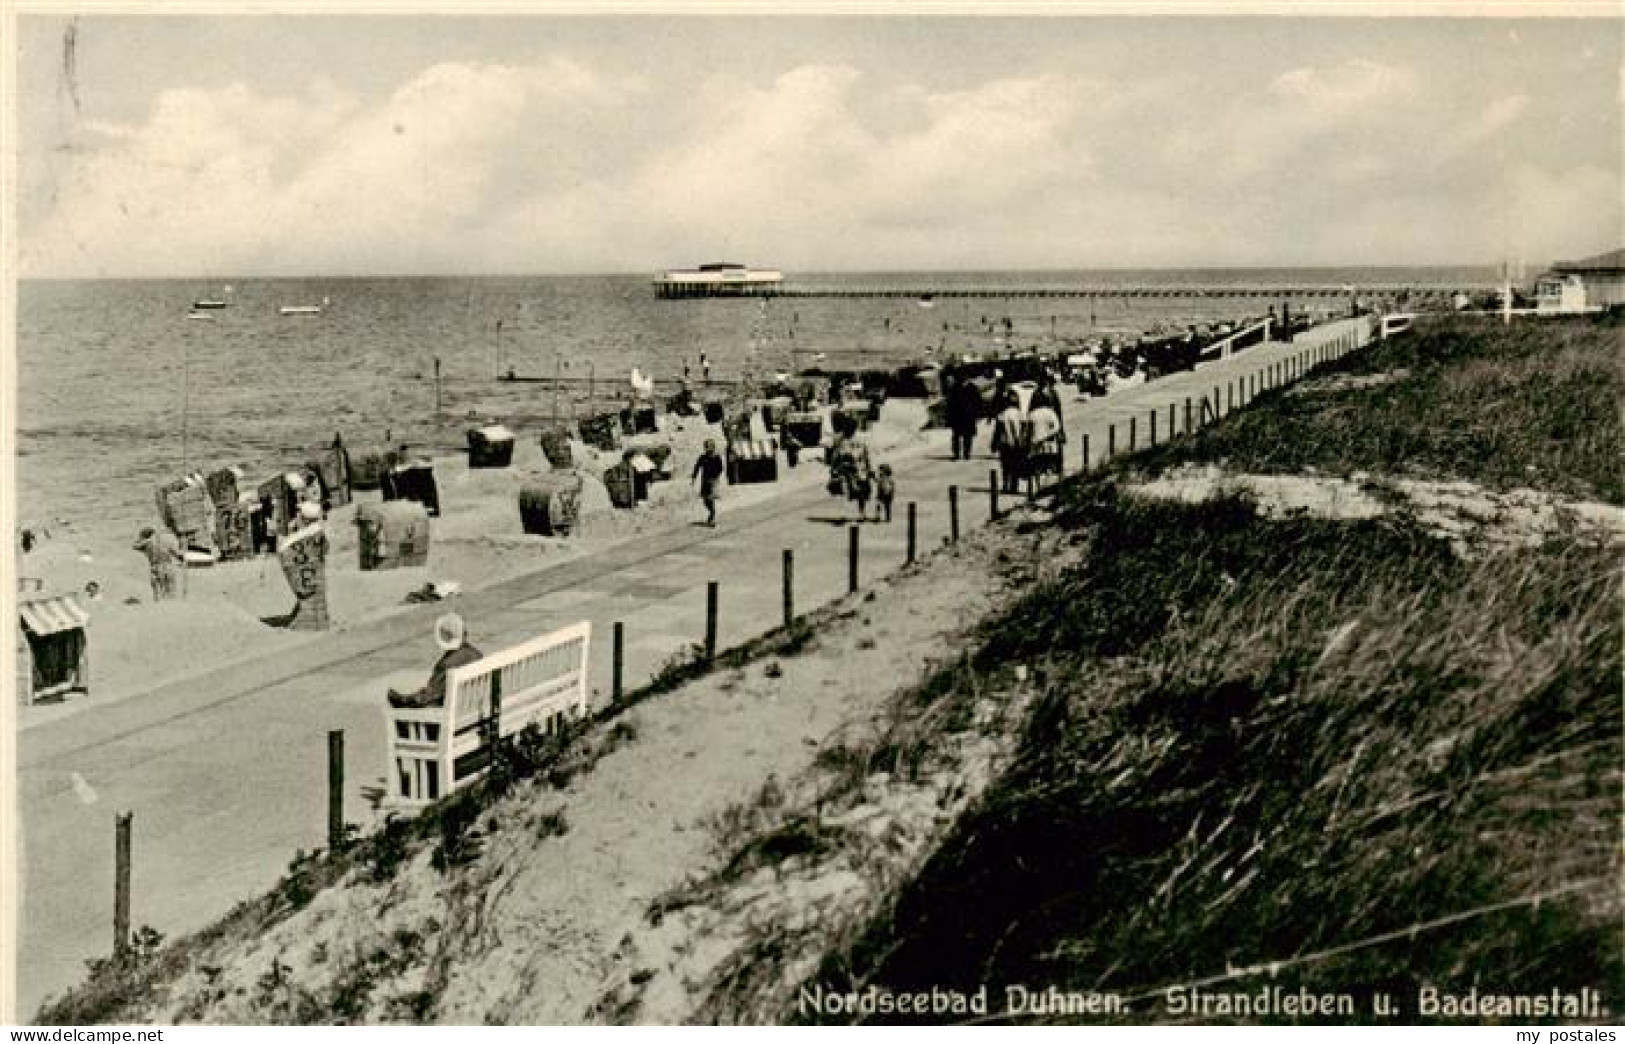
[989,470,1000,521]
[1129,417,1137,451]
[327,730,344,852]
[949,486,960,543]
[114,812,132,958]
[906,502,917,564]
[1168,401,1176,437]
[1108,423,1116,458]
[848,525,860,594]
[1081,432,1090,473]
[782,550,794,627]
[612,621,625,702]
[1185,397,1193,435]
[1149,409,1157,446]
[705,581,718,661]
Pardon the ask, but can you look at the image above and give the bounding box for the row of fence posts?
[105,326,1365,961]
[1088,328,1359,468]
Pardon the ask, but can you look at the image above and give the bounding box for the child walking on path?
[692,440,725,527]
[875,463,896,523]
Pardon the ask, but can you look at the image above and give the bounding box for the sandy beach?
[17,401,935,727]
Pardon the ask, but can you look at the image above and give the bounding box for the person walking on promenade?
[826,422,875,522]
[875,463,896,523]
[991,392,1029,495]
[132,525,184,602]
[846,432,875,521]
[1031,374,1064,422]
[387,613,484,709]
[1026,399,1063,489]
[946,374,984,461]
[692,439,725,527]
[1030,374,1066,462]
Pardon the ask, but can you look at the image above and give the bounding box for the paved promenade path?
[15,318,1372,1018]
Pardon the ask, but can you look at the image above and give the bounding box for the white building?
[1534,248,1625,313]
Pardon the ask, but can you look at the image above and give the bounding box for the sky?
[11,9,1623,277]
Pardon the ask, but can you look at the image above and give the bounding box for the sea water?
[15,267,1490,541]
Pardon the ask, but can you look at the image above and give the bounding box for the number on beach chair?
[385,620,592,807]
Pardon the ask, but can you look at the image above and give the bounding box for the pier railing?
[747,283,1493,301]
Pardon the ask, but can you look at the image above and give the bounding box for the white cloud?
[1269,59,1417,111]
[1437,94,1530,158]
[20,58,642,275]
[16,52,1618,276]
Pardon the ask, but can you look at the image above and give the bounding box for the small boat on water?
[280,295,330,316]
[192,299,228,309]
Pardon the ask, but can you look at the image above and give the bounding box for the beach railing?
[1200,317,1273,361]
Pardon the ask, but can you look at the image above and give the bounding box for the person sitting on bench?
[387,612,484,709]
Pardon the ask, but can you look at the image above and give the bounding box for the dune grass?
[798,316,1622,1023]
[1133,314,1623,503]
[804,482,1619,1023]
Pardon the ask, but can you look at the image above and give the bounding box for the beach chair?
[727,439,779,484]
[386,621,592,807]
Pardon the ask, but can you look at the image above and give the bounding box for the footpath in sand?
[15,319,1371,1019]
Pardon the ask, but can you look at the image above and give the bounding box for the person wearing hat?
[387,613,484,709]
[132,525,184,601]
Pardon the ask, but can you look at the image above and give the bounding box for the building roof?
[1552,248,1625,274]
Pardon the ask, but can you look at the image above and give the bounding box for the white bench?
[386,620,592,806]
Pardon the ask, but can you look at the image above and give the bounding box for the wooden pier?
[750,283,1492,301]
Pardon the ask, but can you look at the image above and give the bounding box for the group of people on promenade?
[823,411,897,523]
[945,370,1068,493]
[825,434,896,523]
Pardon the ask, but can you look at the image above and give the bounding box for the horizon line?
[14,261,1515,283]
